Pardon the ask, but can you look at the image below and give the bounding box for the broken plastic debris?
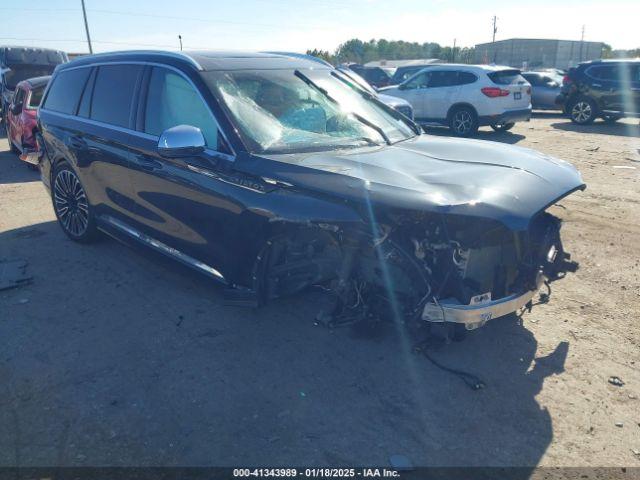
[609,376,625,387]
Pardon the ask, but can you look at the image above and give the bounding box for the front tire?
[569,96,597,124]
[491,122,515,132]
[448,106,478,137]
[52,162,98,243]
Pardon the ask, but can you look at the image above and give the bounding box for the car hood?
[377,85,401,95]
[377,93,410,108]
[245,135,585,231]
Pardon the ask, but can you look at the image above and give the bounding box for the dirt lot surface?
[1,114,639,468]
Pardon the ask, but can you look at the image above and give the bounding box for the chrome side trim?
[186,164,267,193]
[422,274,545,330]
[100,215,227,283]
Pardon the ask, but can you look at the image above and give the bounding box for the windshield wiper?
[294,69,391,145]
[350,112,391,145]
[330,70,422,137]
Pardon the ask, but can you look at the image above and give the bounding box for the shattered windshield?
[204,68,416,154]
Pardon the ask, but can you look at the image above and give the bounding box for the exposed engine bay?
[249,208,578,337]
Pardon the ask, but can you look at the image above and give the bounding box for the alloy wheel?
[571,101,592,123]
[453,110,473,135]
[54,169,89,237]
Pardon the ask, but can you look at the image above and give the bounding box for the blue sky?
[3,0,639,54]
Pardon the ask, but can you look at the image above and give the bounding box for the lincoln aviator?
[38,51,584,337]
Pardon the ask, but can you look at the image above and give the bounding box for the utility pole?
[579,25,585,61]
[492,16,498,43]
[452,38,456,63]
[80,0,93,54]
[178,35,183,51]
[491,16,498,63]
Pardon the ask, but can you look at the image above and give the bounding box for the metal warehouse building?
[474,38,604,69]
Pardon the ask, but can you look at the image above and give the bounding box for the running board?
[99,215,227,284]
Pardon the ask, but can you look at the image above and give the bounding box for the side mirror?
[11,101,23,115]
[398,83,408,90]
[158,125,205,158]
[548,81,559,88]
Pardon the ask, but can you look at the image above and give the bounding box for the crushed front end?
[384,209,577,331]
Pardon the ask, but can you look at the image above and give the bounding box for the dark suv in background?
[559,59,640,124]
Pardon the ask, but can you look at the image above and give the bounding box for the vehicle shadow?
[0,220,566,470]
[551,119,640,138]
[425,126,526,145]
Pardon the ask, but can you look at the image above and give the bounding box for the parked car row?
[26,50,583,338]
[343,58,640,134]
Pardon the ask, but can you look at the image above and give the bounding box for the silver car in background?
[521,71,563,110]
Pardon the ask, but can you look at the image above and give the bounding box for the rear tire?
[491,122,515,132]
[569,96,597,124]
[52,162,99,243]
[448,106,478,137]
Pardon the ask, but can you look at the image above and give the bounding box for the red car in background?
[6,75,49,168]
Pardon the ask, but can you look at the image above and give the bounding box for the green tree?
[305,49,335,64]
[328,38,475,64]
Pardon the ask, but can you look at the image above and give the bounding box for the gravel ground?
[0,114,639,468]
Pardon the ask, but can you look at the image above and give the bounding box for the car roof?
[409,64,518,74]
[579,58,640,66]
[58,50,332,73]
[23,75,51,89]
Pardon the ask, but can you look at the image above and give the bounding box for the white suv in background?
[380,64,532,136]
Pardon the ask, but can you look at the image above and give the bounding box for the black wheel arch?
[446,102,479,122]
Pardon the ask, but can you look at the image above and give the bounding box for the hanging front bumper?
[422,274,545,330]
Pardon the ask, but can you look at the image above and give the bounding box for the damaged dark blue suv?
[38,51,585,335]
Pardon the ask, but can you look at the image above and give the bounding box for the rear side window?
[42,68,91,114]
[488,69,527,85]
[28,86,45,108]
[91,65,142,128]
[586,65,617,80]
[457,71,477,85]
[428,71,458,88]
[144,67,219,148]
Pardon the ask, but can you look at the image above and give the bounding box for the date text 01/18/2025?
[233,468,401,478]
